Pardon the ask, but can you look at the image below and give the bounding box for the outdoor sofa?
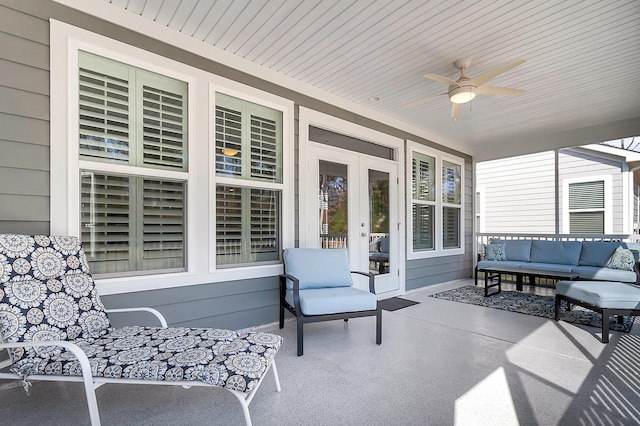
[475,240,640,285]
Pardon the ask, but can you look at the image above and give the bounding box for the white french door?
[304,144,401,296]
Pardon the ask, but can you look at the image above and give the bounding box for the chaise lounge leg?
[554,295,562,321]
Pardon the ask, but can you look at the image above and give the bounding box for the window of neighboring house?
[78,51,188,275]
[214,93,282,266]
[568,180,605,233]
[408,142,464,258]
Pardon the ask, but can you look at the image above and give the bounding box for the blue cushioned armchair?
[279,248,382,356]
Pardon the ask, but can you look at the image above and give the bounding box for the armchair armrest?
[279,273,302,312]
[105,307,168,328]
[351,270,376,294]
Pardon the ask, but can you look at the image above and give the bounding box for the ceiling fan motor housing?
[449,83,477,104]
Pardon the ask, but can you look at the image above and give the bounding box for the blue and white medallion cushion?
[0,234,282,394]
[485,243,506,261]
[606,247,636,271]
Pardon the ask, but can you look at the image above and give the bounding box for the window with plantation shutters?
[214,93,283,267]
[568,180,605,233]
[408,142,464,258]
[77,51,188,276]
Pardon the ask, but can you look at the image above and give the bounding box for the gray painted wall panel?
[0,167,48,195]
[0,194,48,221]
[0,220,49,235]
[0,140,49,170]
[0,3,49,44]
[0,31,49,69]
[0,59,49,95]
[0,113,49,145]
[0,86,49,120]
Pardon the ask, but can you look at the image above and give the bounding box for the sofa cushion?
[283,248,353,289]
[493,240,532,261]
[571,266,637,283]
[579,241,622,266]
[485,243,506,261]
[606,247,636,271]
[477,260,525,270]
[530,240,582,265]
[285,287,377,315]
[522,262,575,273]
[556,280,640,310]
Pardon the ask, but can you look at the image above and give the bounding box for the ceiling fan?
[402,58,526,119]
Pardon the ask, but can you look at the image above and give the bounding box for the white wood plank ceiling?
[99,0,640,160]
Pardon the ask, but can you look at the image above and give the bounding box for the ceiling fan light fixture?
[449,86,477,104]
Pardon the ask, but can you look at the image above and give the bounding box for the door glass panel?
[369,169,390,275]
[319,161,348,248]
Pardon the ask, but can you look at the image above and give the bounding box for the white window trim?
[406,140,465,259]
[562,175,612,234]
[51,21,293,295]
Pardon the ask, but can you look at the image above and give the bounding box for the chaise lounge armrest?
[104,307,168,327]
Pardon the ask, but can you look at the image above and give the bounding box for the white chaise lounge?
[0,234,282,425]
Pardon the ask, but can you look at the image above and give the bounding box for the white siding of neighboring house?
[475,151,556,233]
[558,148,624,234]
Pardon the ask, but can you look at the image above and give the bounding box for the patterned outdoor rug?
[430,285,635,333]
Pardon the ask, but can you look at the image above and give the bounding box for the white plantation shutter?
[215,93,282,183]
[78,52,188,276]
[569,180,605,233]
[412,153,435,201]
[216,186,280,265]
[141,179,185,270]
[80,172,132,274]
[214,93,283,267]
[443,207,460,248]
[78,55,130,163]
[413,204,434,250]
[139,75,188,170]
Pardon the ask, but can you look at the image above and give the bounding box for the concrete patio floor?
[1,278,639,425]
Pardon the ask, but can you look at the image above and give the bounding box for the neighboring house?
[476,144,640,236]
[0,2,472,330]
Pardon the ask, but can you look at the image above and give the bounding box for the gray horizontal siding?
[0,2,50,234]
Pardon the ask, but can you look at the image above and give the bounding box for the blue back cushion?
[492,240,532,261]
[284,248,353,289]
[530,240,582,265]
[579,241,622,266]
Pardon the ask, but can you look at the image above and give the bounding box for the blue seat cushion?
[285,287,377,315]
[531,241,582,265]
[477,260,525,269]
[523,262,575,273]
[571,266,637,283]
[284,248,353,289]
[556,281,640,310]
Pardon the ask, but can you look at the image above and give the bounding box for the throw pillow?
[485,243,506,261]
[606,247,636,271]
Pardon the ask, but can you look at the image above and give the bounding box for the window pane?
[413,152,435,201]
[569,181,604,209]
[442,160,461,204]
[413,204,434,250]
[570,211,604,234]
[216,185,280,265]
[78,51,188,171]
[319,161,348,249]
[215,93,282,183]
[81,172,186,275]
[443,207,460,248]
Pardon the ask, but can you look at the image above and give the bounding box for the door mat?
[379,297,420,311]
[430,285,635,333]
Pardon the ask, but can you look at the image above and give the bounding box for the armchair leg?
[376,308,382,345]
[279,303,284,329]
[297,318,304,356]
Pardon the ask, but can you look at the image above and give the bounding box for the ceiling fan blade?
[423,73,460,87]
[401,93,447,109]
[476,85,526,96]
[470,59,526,86]
[451,103,460,120]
